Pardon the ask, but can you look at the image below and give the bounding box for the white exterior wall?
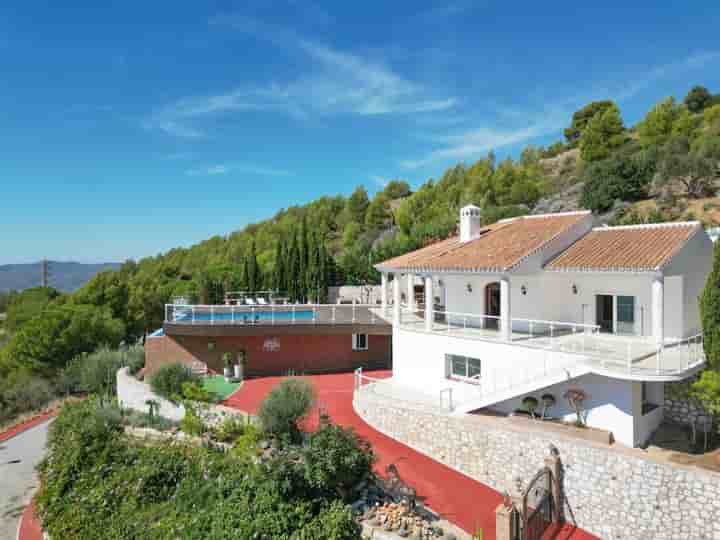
[393,326,668,446]
[393,327,586,412]
[489,373,636,446]
[663,229,714,336]
[441,271,668,337]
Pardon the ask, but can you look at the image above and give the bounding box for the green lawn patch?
[202,375,241,400]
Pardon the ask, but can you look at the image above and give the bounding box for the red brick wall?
[144,332,391,378]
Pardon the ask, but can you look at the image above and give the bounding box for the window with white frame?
[445,354,481,381]
[352,334,368,351]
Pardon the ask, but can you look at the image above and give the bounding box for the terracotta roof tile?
[377,211,591,272]
[546,222,700,272]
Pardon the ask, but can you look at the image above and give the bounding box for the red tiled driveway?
[224,371,597,540]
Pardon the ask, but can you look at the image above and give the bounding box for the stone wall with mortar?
[354,390,720,540]
[664,377,713,429]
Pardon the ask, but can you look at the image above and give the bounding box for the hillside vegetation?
[2,85,720,383]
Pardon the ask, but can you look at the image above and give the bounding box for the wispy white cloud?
[185,163,293,177]
[412,1,477,22]
[401,50,720,169]
[186,164,229,176]
[145,15,456,137]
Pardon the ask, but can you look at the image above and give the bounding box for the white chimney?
[460,205,482,242]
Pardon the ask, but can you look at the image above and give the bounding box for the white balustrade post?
[407,273,415,313]
[352,303,356,323]
[292,305,296,324]
[393,274,401,325]
[424,276,434,332]
[231,305,235,323]
[192,306,195,324]
[380,273,388,310]
[332,306,336,323]
[627,343,632,373]
[500,276,511,342]
[652,274,665,348]
[211,306,214,325]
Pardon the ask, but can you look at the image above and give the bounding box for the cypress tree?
[701,241,720,370]
[287,234,300,302]
[246,239,261,292]
[273,239,286,295]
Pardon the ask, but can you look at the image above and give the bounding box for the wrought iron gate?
[522,467,553,540]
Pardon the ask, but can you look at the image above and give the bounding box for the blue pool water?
[174,309,314,323]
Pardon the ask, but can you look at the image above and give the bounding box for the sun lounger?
[257,297,268,305]
[244,298,257,306]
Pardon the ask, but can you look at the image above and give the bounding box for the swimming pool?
[172,309,315,323]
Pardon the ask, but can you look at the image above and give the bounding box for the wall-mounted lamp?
[572,284,578,295]
[438,279,444,287]
[521,285,527,296]
[466,283,473,293]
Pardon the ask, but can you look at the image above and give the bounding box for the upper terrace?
[163,303,392,336]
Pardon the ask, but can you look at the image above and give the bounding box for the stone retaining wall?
[354,390,720,540]
[664,378,713,428]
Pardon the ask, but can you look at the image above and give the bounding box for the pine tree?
[579,104,625,162]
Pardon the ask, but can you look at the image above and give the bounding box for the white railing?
[397,308,705,377]
[165,303,390,326]
[354,368,455,413]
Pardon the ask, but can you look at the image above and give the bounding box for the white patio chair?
[257,297,268,305]
[245,298,257,306]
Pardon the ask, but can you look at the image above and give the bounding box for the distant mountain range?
[0,261,121,292]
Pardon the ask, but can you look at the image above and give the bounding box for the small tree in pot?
[563,388,589,427]
[234,350,246,381]
[540,393,556,420]
[521,396,540,419]
[222,352,234,381]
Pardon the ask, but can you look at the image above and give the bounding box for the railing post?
[292,305,296,324]
[550,324,554,350]
[210,305,214,325]
[192,306,195,324]
[332,306,336,323]
[231,305,235,324]
[352,304,356,323]
[627,343,632,373]
[271,306,275,325]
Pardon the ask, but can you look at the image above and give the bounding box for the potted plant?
[222,352,234,381]
[521,396,540,419]
[563,388,589,427]
[234,350,246,381]
[540,393,556,420]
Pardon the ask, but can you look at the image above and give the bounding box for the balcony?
[396,309,705,380]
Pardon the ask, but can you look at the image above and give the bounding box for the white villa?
[373,206,712,447]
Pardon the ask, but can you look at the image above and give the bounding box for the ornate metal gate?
[521,467,554,540]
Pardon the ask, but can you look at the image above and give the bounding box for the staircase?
[450,363,591,415]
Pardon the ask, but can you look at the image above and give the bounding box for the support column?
[393,274,401,325]
[652,274,664,346]
[407,273,415,312]
[500,276,511,342]
[425,276,434,332]
[380,272,388,309]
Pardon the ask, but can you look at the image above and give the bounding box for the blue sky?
[1,1,720,264]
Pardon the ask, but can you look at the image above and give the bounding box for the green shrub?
[150,363,198,403]
[213,416,248,443]
[125,344,145,375]
[302,424,374,501]
[36,397,366,539]
[258,378,315,442]
[180,403,205,436]
[64,346,126,401]
[580,150,655,212]
[232,423,262,461]
[0,375,56,423]
[293,500,361,540]
[181,380,213,402]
